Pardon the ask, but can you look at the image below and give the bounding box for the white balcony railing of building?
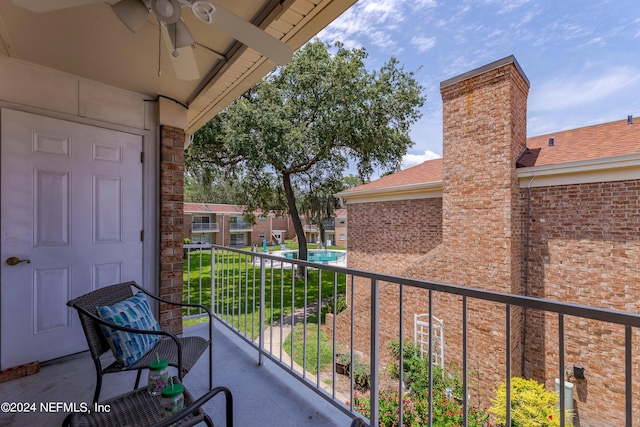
[192,223,219,232]
[229,222,252,231]
[183,244,640,427]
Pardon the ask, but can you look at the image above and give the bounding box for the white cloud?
[530,67,640,112]
[401,150,442,169]
[410,36,437,53]
[318,0,407,51]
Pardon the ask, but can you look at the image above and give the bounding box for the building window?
[192,216,210,224]
[259,217,266,222]
[339,234,345,241]
[339,219,345,224]
[230,234,246,246]
[193,234,210,244]
[259,232,266,239]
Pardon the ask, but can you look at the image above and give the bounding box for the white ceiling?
[0,0,356,133]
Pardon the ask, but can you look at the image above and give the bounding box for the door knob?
[6,257,31,266]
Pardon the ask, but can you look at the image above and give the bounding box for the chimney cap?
[440,55,530,89]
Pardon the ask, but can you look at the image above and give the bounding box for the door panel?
[1,108,143,368]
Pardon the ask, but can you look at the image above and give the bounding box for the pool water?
[282,250,346,263]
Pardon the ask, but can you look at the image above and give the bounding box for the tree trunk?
[282,172,307,276]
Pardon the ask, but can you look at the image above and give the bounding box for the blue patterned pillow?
[96,292,161,367]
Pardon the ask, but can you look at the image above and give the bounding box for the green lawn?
[182,248,346,336]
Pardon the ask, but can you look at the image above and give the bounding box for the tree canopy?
[186,39,425,262]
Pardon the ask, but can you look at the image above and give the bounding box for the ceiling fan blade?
[10,0,104,13]
[196,3,293,66]
[111,0,149,34]
[161,24,200,81]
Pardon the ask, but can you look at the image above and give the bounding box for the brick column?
[159,125,185,334]
[439,55,529,294]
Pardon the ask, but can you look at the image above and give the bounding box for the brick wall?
[339,58,529,405]
[522,180,640,426]
[159,125,185,334]
[334,218,347,248]
[342,57,640,424]
[184,213,193,242]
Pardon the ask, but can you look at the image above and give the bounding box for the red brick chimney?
[439,55,529,295]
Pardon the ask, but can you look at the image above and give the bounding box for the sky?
[317,0,640,170]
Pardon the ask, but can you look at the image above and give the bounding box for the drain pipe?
[522,176,535,377]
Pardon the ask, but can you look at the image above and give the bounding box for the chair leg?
[93,360,103,404]
[62,413,72,427]
[134,369,142,390]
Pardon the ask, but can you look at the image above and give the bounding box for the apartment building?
[336,56,640,426]
[184,203,294,247]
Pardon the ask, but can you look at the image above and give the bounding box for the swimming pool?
[282,249,346,263]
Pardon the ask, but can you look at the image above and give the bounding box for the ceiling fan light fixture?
[150,0,181,24]
[192,0,215,24]
[111,0,149,33]
[167,19,195,49]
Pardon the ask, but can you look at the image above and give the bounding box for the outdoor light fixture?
[111,0,149,33]
[150,0,181,24]
[573,364,585,380]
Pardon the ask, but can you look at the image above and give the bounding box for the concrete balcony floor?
[0,321,352,426]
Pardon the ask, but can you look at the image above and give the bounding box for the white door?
[0,109,143,369]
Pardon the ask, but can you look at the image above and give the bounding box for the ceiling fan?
[10,0,294,81]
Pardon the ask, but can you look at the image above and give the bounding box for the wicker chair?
[67,281,212,403]
[62,376,233,427]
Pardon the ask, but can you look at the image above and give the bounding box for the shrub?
[353,389,490,427]
[490,377,572,427]
[386,339,462,398]
[316,295,347,323]
[351,360,370,390]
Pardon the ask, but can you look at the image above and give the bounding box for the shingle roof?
[518,118,640,167]
[342,118,639,194]
[183,203,245,214]
[339,158,443,195]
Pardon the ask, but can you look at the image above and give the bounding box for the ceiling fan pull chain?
[172,24,179,57]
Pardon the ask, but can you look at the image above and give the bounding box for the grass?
[182,247,346,335]
[282,322,335,375]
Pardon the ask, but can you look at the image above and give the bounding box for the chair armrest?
[131,282,212,318]
[151,386,233,427]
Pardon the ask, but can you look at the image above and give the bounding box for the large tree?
[187,39,425,263]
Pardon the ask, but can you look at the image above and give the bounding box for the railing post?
[370,278,379,425]
[506,304,511,427]
[259,256,266,366]
[559,314,565,427]
[625,326,632,427]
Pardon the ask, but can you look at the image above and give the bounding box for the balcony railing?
[192,223,219,232]
[229,222,252,231]
[303,224,318,232]
[183,244,640,426]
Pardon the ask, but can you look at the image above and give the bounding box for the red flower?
[549,415,553,420]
